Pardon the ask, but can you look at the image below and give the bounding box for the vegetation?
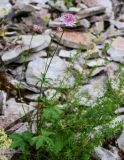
[10,35,124,159]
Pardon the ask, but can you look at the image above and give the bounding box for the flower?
[32,24,43,33]
[60,13,77,27]
[57,27,63,32]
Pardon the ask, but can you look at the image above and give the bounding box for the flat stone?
[0,4,12,19]
[52,31,94,49]
[69,7,81,13]
[0,91,7,115]
[91,67,105,76]
[108,37,124,63]
[117,130,124,151]
[83,0,112,16]
[72,74,107,106]
[0,98,34,129]
[48,0,67,12]
[94,146,121,160]
[92,21,104,34]
[59,49,77,58]
[21,34,51,52]
[18,50,47,63]
[30,0,48,4]
[5,98,34,118]
[2,46,27,64]
[87,58,107,67]
[110,20,124,29]
[25,94,41,101]
[13,3,35,16]
[11,80,40,93]
[44,89,64,100]
[26,56,74,88]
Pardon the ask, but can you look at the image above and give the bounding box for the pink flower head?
[33,24,43,33]
[60,13,77,27]
[57,27,63,32]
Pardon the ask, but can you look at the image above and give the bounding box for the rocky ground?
[0,0,124,159]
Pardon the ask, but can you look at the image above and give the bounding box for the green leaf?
[43,106,63,120]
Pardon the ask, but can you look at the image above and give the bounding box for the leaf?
[32,130,54,150]
[43,106,63,120]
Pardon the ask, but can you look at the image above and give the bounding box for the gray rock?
[2,34,51,64]
[83,0,112,16]
[48,0,67,12]
[2,46,27,64]
[69,7,81,13]
[0,3,12,19]
[72,74,107,106]
[44,89,64,100]
[59,49,77,58]
[11,79,40,93]
[25,94,41,101]
[91,67,105,76]
[15,122,29,133]
[13,3,35,16]
[30,0,48,4]
[21,34,51,52]
[117,130,124,151]
[79,19,90,28]
[94,146,121,160]
[18,50,47,63]
[92,21,104,34]
[108,37,124,63]
[5,98,34,124]
[26,56,74,88]
[110,20,124,29]
[87,58,107,67]
[0,91,7,115]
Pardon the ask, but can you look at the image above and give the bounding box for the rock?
[10,66,25,80]
[0,3,12,19]
[18,50,47,63]
[92,21,104,34]
[0,98,34,129]
[13,3,35,17]
[110,20,124,29]
[11,80,40,93]
[82,0,112,16]
[0,91,7,115]
[2,46,27,64]
[49,18,90,29]
[117,130,124,151]
[73,63,83,73]
[2,34,50,64]
[30,0,48,4]
[15,0,30,5]
[5,98,34,118]
[108,37,124,63]
[15,122,29,133]
[69,7,81,13]
[86,58,107,67]
[48,0,67,12]
[21,34,51,52]
[79,19,90,28]
[59,49,77,58]
[115,107,124,114]
[73,74,107,106]
[91,67,105,76]
[44,89,64,100]
[52,31,94,49]
[25,94,41,101]
[26,56,74,88]
[94,146,121,160]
